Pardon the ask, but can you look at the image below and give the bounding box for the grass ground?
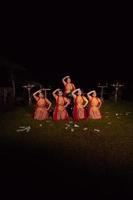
[0,100,133,198]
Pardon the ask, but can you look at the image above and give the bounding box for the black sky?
[0,11,132,86]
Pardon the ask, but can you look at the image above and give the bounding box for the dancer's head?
[77,89,82,96]
[66,77,71,83]
[39,92,44,98]
[92,91,97,97]
[58,90,63,96]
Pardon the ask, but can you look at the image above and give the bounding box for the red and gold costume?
[73,96,87,121]
[53,95,70,121]
[34,97,51,120]
[88,97,102,119]
[64,83,75,95]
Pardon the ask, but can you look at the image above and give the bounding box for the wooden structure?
[0,87,13,104]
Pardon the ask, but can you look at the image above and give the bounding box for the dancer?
[33,89,52,120]
[53,89,70,121]
[87,90,102,119]
[62,75,76,116]
[72,88,88,121]
[62,75,76,96]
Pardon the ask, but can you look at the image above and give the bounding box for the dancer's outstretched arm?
[83,97,88,108]
[45,98,52,110]
[98,99,102,109]
[64,98,70,108]
[33,89,41,99]
[72,88,80,99]
[62,75,70,85]
[87,90,95,96]
[52,89,60,98]
[87,90,95,100]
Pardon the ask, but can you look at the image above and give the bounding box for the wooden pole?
[97,83,108,100]
[111,82,124,103]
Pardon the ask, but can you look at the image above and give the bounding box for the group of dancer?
[33,76,102,121]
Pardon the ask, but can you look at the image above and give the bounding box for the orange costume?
[34,97,51,120]
[88,97,102,119]
[73,96,87,121]
[64,83,75,95]
[53,96,69,121]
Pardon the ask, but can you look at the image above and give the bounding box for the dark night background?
[0,7,133,199]
[0,10,132,87]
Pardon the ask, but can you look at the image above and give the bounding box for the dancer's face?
[67,77,71,83]
[39,93,44,98]
[78,90,82,96]
[92,92,97,97]
[58,91,63,96]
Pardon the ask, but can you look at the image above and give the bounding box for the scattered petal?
[39,124,42,127]
[94,129,100,132]
[16,126,31,133]
[16,129,22,132]
[107,122,111,125]
[83,127,88,131]
[65,123,70,127]
[71,128,74,132]
[74,124,80,128]
[26,126,31,133]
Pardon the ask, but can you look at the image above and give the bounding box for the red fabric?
[53,96,68,121]
[64,83,75,95]
[34,98,49,120]
[73,96,87,121]
[90,97,101,106]
[88,97,102,119]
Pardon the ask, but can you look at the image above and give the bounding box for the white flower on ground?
[74,124,80,128]
[107,122,111,125]
[71,128,74,132]
[66,124,70,129]
[17,126,31,133]
[26,126,31,133]
[65,123,70,127]
[115,113,119,116]
[39,124,42,127]
[94,129,100,132]
[83,127,88,131]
